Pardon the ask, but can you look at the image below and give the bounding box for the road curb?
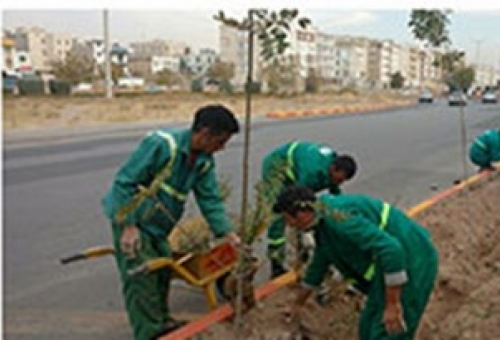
[265,102,412,119]
[160,163,499,340]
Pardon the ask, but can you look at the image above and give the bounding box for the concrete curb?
[160,163,500,340]
[265,102,413,119]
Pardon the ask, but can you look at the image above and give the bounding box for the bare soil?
[2,91,412,131]
[196,172,500,340]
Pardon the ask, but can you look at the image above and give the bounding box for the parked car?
[448,91,467,106]
[418,90,434,103]
[481,91,498,104]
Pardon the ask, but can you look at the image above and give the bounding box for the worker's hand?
[120,225,141,259]
[225,232,241,247]
[383,301,407,335]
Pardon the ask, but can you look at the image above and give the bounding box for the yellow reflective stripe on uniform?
[268,237,286,246]
[160,183,187,202]
[154,131,186,199]
[362,202,391,281]
[199,161,211,175]
[155,130,177,168]
[474,139,488,151]
[286,141,299,181]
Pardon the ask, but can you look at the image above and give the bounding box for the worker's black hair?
[272,185,316,215]
[332,154,357,179]
[191,105,240,134]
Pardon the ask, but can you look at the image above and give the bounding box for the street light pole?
[103,9,113,99]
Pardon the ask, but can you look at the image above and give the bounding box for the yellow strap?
[268,237,286,246]
[362,202,391,281]
[286,141,299,181]
[155,131,177,169]
[114,131,178,224]
[160,183,187,202]
[474,139,488,151]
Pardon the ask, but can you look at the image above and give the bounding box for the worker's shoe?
[270,260,287,279]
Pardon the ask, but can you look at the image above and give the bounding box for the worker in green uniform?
[102,105,241,340]
[273,185,438,339]
[261,140,357,278]
[469,128,500,171]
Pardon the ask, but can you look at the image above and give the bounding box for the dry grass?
[2,91,414,130]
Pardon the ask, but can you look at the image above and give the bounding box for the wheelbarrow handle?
[60,254,86,264]
[60,246,115,265]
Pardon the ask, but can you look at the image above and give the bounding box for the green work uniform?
[102,128,233,340]
[303,194,438,340]
[469,128,500,170]
[262,141,339,268]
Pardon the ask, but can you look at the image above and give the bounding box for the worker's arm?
[285,247,328,322]
[193,160,234,238]
[383,285,406,335]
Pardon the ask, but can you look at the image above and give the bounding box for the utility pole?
[103,9,113,99]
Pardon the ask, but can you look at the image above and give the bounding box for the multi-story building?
[474,64,497,87]
[151,55,181,74]
[219,25,259,89]
[316,32,336,81]
[2,31,16,73]
[11,26,74,73]
[182,48,219,77]
[290,26,319,78]
[129,39,189,59]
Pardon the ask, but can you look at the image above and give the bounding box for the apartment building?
[474,64,497,87]
[12,26,74,73]
[316,32,336,80]
[290,26,319,78]
[129,39,189,59]
[219,25,260,88]
[183,48,218,75]
[2,33,16,73]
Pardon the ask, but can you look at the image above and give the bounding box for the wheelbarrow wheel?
[215,272,231,301]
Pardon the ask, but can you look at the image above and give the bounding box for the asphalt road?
[4,98,500,339]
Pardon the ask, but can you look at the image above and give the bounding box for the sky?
[1,2,500,68]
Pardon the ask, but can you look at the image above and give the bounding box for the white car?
[482,91,498,104]
[448,91,467,106]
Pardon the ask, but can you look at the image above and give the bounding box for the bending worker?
[469,127,500,171]
[261,140,357,278]
[102,105,241,340]
[274,185,438,339]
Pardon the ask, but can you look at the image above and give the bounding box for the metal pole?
[103,9,113,99]
[235,8,254,332]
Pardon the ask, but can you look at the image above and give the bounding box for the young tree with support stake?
[213,8,311,328]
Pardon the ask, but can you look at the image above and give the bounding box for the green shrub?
[18,78,45,95]
[191,79,203,93]
[49,79,71,95]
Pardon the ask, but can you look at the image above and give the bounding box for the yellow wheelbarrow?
[60,240,239,310]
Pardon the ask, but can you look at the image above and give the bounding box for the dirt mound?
[196,172,500,339]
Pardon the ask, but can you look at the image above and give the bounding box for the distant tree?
[305,67,320,93]
[261,55,300,95]
[389,71,405,89]
[111,64,125,85]
[155,69,182,87]
[446,66,475,92]
[434,50,465,74]
[408,9,452,48]
[206,61,235,82]
[50,52,94,85]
